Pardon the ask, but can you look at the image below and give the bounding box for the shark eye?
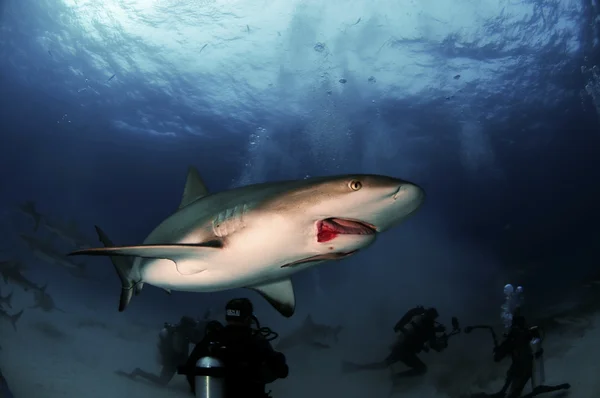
[348,180,362,191]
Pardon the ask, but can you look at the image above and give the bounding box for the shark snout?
[393,182,425,205]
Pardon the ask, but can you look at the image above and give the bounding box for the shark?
[276,314,343,350]
[0,308,23,331]
[0,288,12,309]
[42,218,91,249]
[20,234,86,278]
[30,285,65,313]
[17,201,42,232]
[69,167,425,317]
[0,261,43,292]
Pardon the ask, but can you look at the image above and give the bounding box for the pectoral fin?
[68,241,223,259]
[68,241,223,276]
[248,278,295,318]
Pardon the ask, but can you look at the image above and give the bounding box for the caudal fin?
[26,201,42,232]
[32,213,42,232]
[2,292,12,309]
[333,326,343,342]
[94,226,137,312]
[10,310,23,331]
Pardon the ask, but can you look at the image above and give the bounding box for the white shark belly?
[141,222,315,291]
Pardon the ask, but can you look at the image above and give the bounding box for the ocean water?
[1,0,600,397]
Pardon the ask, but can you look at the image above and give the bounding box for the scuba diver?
[341,306,460,380]
[115,313,210,386]
[179,298,289,398]
[465,284,571,398]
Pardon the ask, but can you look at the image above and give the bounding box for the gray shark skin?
[42,218,91,249]
[30,285,66,313]
[69,167,425,317]
[276,314,343,351]
[17,201,42,232]
[0,287,12,309]
[0,308,23,331]
[0,261,43,292]
[20,234,87,278]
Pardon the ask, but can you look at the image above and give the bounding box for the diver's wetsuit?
[183,322,289,398]
[489,316,570,398]
[116,316,206,386]
[342,307,447,379]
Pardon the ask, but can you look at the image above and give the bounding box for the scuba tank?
[193,355,226,398]
[529,326,546,388]
[178,321,227,398]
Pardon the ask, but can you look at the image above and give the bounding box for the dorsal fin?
[179,167,209,209]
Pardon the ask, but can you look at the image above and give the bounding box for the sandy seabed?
[1,307,597,398]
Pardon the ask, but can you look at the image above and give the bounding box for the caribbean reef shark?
[70,167,425,317]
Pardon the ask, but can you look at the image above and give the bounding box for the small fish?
[339,78,347,84]
[199,44,208,54]
[453,74,461,80]
[107,74,116,82]
[246,25,250,33]
[352,17,361,26]
[48,50,53,58]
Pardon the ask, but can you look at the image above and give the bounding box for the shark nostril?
[393,185,404,200]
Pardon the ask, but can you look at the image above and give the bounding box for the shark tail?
[27,201,42,232]
[2,292,12,309]
[33,213,42,232]
[94,226,137,312]
[333,326,343,342]
[9,310,23,331]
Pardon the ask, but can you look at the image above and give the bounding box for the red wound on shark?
[317,218,377,243]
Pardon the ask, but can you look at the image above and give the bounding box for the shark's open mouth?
[317,218,377,243]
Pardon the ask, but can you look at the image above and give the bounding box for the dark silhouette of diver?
[116,314,209,386]
[467,312,570,398]
[342,306,457,379]
[180,298,289,398]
